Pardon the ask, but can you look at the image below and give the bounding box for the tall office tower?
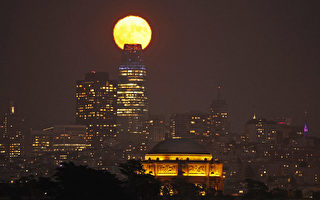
[76,71,117,149]
[170,112,210,139]
[209,85,229,137]
[1,102,25,159]
[145,115,168,144]
[117,44,148,135]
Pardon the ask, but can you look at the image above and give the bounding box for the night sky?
[1,0,320,135]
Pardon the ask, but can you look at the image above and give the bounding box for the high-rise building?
[145,115,168,144]
[209,85,229,137]
[75,71,117,149]
[1,102,25,159]
[117,44,148,135]
[170,112,210,139]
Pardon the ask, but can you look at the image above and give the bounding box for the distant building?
[31,130,51,156]
[0,102,25,159]
[142,138,224,192]
[170,112,210,139]
[31,125,89,166]
[208,85,229,137]
[75,71,117,149]
[243,116,282,144]
[0,102,27,181]
[145,115,168,144]
[47,125,89,166]
[117,44,148,136]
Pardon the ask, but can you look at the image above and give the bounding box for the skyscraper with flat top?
[75,71,117,149]
[209,85,229,137]
[117,44,148,135]
[1,102,25,159]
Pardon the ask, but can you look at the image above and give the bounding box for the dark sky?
[1,0,320,135]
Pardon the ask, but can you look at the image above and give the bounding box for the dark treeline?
[0,161,316,200]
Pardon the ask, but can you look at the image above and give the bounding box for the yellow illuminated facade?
[142,139,224,191]
[76,71,117,149]
[32,133,50,156]
[117,44,148,134]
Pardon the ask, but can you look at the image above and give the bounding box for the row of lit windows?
[88,124,116,127]
[77,83,115,88]
[120,69,145,73]
[118,83,144,89]
[117,91,144,94]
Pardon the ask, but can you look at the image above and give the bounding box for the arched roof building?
[142,138,224,191]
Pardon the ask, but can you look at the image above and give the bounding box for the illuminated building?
[76,71,117,149]
[31,130,51,156]
[209,85,229,137]
[304,123,308,137]
[32,125,89,166]
[1,102,25,159]
[170,112,210,139]
[244,117,281,144]
[0,138,6,167]
[145,115,168,144]
[142,138,224,191]
[117,44,148,135]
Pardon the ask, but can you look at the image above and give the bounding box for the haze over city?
[1,1,320,199]
[1,0,320,135]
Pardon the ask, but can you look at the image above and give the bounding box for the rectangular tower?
[75,71,117,149]
[209,86,229,137]
[117,44,148,135]
[1,102,25,159]
[170,112,210,139]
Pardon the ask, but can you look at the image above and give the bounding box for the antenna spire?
[217,84,222,101]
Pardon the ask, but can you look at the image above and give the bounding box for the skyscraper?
[117,44,148,135]
[209,85,229,137]
[170,112,210,139]
[75,71,117,149]
[1,102,25,159]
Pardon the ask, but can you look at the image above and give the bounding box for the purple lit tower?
[303,111,309,137]
[304,123,308,137]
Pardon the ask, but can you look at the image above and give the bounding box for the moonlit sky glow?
[113,15,152,49]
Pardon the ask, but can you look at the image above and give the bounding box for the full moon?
[113,15,152,49]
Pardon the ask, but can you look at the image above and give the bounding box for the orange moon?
[113,15,152,49]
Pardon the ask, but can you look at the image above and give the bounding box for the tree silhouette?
[53,162,125,200]
[244,178,270,200]
[119,160,161,200]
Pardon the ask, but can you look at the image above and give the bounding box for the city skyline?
[1,0,320,135]
[1,2,320,197]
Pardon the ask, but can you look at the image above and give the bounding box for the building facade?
[117,44,148,135]
[75,71,117,149]
[0,102,25,159]
[170,112,210,139]
[209,86,229,137]
[142,139,224,192]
